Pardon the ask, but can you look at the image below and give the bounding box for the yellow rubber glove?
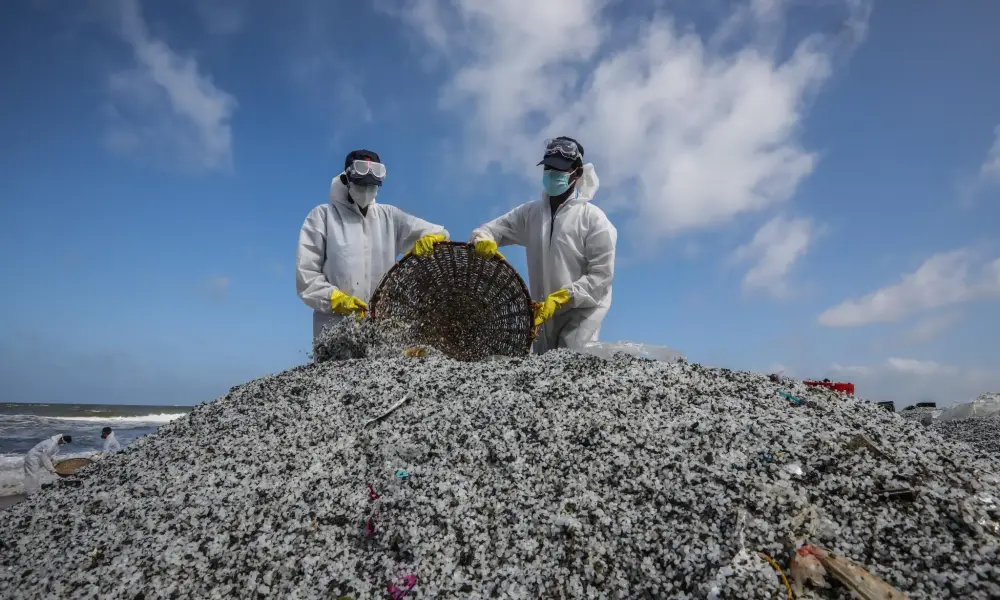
[411,233,447,257]
[474,239,506,261]
[533,289,571,328]
[330,290,368,318]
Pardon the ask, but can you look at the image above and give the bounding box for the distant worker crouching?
[23,434,72,495]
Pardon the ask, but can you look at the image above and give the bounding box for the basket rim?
[368,241,535,356]
[54,457,92,465]
[54,457,93,474]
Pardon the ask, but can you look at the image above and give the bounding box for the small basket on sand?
[54,458,93,476]
[370,242,535,361]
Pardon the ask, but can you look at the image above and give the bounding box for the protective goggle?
[346,159,387,182]
[543,138,582,161]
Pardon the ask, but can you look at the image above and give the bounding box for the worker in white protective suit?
[22,434,71,496]
[100,427,121,456]
[471,136,617,354]
[297,149,450,341]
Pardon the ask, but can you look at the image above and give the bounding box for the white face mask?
[348,182,378,208]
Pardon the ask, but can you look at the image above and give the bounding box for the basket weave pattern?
[370,242,534,361]
[54,458,92,475]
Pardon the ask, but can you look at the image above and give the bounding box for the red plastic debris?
[388,574,417,600]
[803,380,855,395]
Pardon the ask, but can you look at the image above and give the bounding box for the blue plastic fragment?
[778,390,802,405]
[395,470,410,478]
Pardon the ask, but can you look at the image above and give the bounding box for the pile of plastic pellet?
[1,341,997,599]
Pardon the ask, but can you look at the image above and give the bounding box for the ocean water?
[0,402,192,496]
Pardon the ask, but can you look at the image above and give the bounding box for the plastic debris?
[937,393,1000,421]
[793,544,913,599]
[778,390,802,405]
[875,487,917,503]
[363,393,413,429]
[387,574,417,600]
[785,462,804,477]
[790,545,828,593]
[804,379,856,395]
[758,552,793,600]
[707,512,771,600]
[846,434,894,462]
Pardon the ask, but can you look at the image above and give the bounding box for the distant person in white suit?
[100,427,121,456]
[23,434,71,495]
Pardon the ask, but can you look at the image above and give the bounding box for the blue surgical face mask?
[542,170,572,196]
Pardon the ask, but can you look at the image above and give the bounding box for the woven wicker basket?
[54,458,92,476]
[370,242,534,361]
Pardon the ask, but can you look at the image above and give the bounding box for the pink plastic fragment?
[387,574,417,600]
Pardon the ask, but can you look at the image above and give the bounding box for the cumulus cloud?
[388,0,871,240]
[828,357,997,406]
[732,214,816,297]
[104,0,237,172]
[818,248,1000,327]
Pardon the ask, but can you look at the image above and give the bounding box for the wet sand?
[0,495,25,511]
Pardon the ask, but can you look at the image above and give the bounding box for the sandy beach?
[0,495,24,511]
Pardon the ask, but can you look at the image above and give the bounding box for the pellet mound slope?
[1,352,998,600]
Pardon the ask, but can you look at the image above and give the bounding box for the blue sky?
[1,0,998,407]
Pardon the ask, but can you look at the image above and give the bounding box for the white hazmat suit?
[103,432,122,456]
[297,173,449,340]
[23,434,65,496]
[471,163,617,354]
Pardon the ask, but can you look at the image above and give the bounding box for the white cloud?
[829,357,997,406]
[389,0,871,240]
[818,248,1000,327]
[903,312,961,344]
[732,214,815,297]
[978,125,1000,184]
[959,125,1000,203]
[105,0,237,172]
[884,357,958,376]
[829,363,872,376]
